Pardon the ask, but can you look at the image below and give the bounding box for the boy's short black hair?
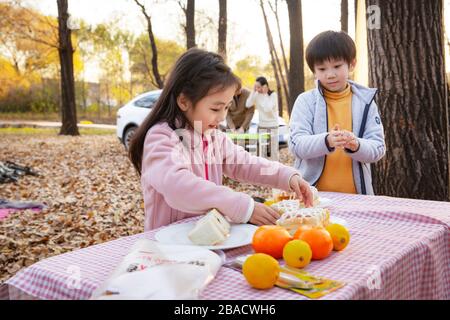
[305,31,356,72]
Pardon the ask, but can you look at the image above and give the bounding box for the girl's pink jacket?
[141,122,300,231]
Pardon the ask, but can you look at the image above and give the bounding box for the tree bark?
[218,0,227,60]
[134,0,164,88]
[341,0,348,32]
[286,0,304,116]
[57,0,79,136]
[177,0,196,49]
[366,0,449,201]
[186,0,196,49]
[268,0,290,114]
[260,0,283,116]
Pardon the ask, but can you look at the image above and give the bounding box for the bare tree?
[218,0,227,60]
[178,0,196,49]
[259,0,284,116]
[341,0,348,32]
[367,0,449,201]
[134,0,164,88]
[57,0,79,135]
[286,0,304,116]
[268,0,290,108]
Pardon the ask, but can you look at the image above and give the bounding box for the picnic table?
[1,192,449,300]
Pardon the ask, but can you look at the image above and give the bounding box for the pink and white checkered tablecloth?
[2,192,449,300]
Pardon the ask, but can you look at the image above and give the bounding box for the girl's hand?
[289,175,314,207]
[249,202,280,226]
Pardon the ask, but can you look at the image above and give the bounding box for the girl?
[129,48,313,231]
[246,76,279,161]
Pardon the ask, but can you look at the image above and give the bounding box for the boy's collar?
[315,79,377,105]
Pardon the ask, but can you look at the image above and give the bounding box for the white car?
[116,90,289,149]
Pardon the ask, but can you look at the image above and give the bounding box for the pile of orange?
[252,223,350,261]
[244,223,350,290]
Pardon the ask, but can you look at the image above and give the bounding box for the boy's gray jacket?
[288,80,386,195]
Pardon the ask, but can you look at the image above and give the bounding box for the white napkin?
[91,239,223,300]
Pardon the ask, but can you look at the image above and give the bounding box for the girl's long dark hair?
[128,48,241,175]
[256,76,273,96]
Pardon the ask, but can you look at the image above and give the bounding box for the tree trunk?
[186,0,196,49]
[286,0,304,116]
[97,83,101,121]
[218,0,227,60]
[341,0,348,32]
[81,79,87,112]
[57,0,79,135]
[367,0,449,201]
[260,0,287,116]
[268,0,290,114]
[134,0,164,88]
[105,81,111,119]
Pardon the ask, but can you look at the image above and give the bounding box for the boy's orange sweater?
[316,84,357,194]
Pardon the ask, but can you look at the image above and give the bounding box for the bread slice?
[188,209,231,245]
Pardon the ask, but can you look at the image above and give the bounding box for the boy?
[289,31,385,195]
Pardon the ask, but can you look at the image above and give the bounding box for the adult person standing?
[226,87,255,133]
[245,76,279,160]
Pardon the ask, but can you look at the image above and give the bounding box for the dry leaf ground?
[0,133,294,283]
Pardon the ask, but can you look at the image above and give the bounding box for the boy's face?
[313,58,356,92]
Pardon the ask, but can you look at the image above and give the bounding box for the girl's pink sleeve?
[221,133,299,191]
[141,125,252,223]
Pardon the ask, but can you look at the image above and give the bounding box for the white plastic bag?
[91,239,223,300]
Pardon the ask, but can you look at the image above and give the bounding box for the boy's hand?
[327,124,347,149]
[341,130,360,151]
[249,202,280,226]
[289,175,314,207]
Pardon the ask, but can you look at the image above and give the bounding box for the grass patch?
[0,112,116,124]
[0,127,116,136]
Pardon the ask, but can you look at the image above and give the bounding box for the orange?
[252,225,292,259]
[298,227,333,260]
[242,253,280,289]
[282,240,312,269]
[293,225,313,240]
[326,223,350,251]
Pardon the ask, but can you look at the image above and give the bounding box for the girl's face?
[178,85,236,133]
[314,58,355,92]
